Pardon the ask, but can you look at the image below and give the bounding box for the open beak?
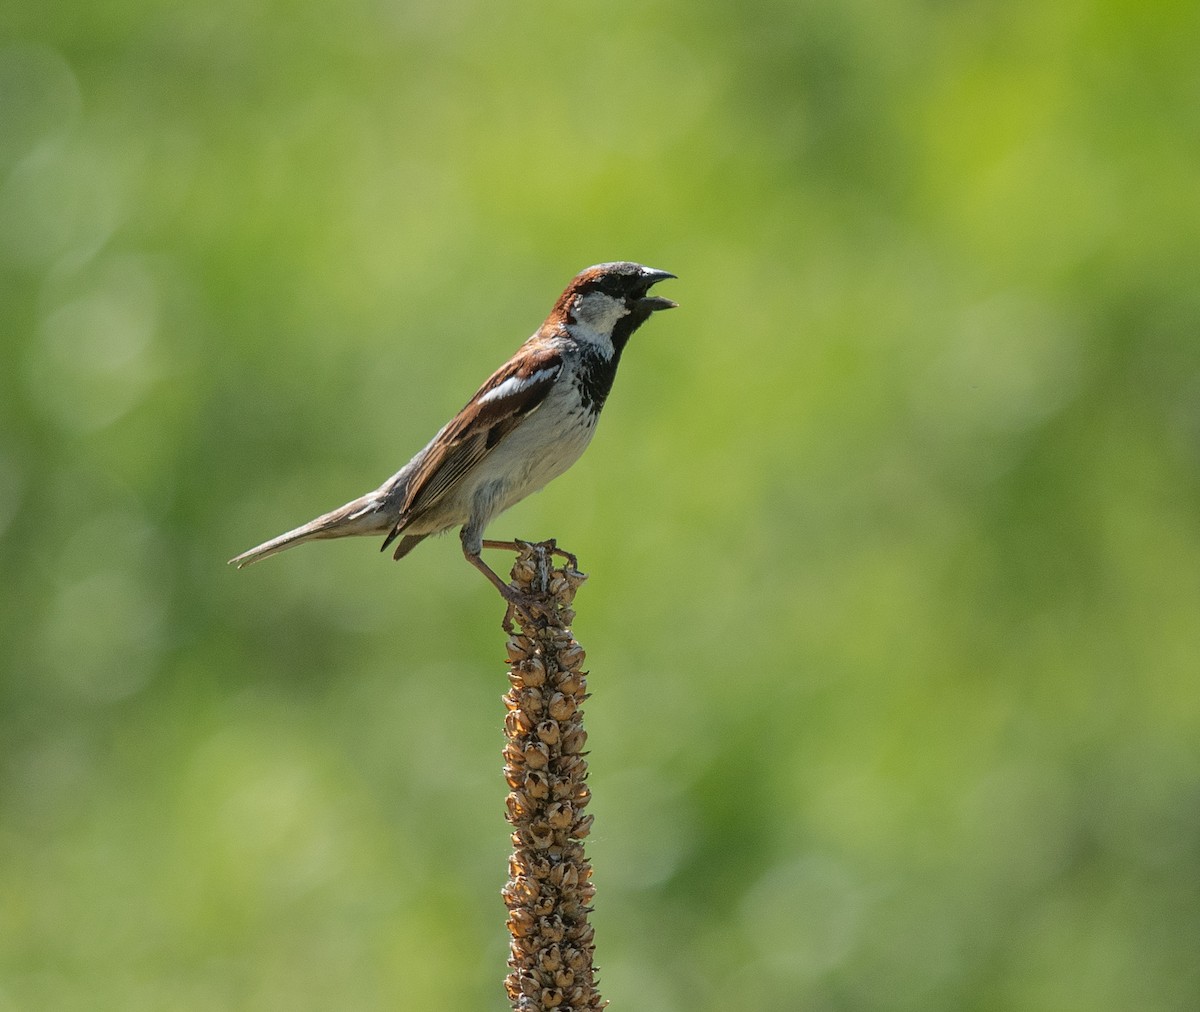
[637,268,678,312]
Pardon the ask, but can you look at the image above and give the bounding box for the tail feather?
[229,493,392,568]
[387,533,429,560]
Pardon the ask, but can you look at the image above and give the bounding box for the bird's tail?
[228,492,392,568]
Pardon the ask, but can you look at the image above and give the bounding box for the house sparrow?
[229,261,676,615]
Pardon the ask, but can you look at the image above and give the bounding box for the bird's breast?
[491,378,600,499]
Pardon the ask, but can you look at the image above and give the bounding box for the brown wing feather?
[388,342,564,537]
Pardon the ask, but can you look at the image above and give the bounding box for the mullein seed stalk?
[500,541,604,1011]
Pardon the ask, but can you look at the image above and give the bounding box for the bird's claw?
[501,589,556,633]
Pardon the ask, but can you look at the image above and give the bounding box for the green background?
[2,1,1198,1008]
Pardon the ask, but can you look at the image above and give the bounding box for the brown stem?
[500,541,605,1011]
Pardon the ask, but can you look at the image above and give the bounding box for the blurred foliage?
[2,0,1199,1008]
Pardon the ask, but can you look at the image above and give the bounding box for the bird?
[229,261,677,616]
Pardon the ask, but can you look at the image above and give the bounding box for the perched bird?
[230,261,676,614]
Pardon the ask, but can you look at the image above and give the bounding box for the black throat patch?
[575,346,620,413]
[568,300,657,413]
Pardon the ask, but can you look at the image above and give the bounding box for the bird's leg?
[464,534,551,631]
[466,546,523,600]
[482,538,578,572]
[551,543,579,572]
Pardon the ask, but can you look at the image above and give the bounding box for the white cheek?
[570,292,629,354]
[578,292,628,328]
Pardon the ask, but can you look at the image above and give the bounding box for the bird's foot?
[482,538,578,572]
[466,543,560,632]
[498,585,556,634]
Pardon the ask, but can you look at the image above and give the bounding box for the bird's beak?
[637,269,678,312]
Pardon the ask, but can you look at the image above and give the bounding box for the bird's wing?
[395,342,565,524]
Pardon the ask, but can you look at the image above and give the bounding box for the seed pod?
[549,862,579,891]
[560,728,588,754]
[508,907,536,938]
[539,915,566,943]
[506,634,533,662]
[547,692,576,721]
[505,709,534,737]
[524,769,550,799]
[546,802,574,830]
[548,574,574,600]
[535,719,560,746]
[518,971,541,998]
[538,944,563,972]
[520,656,547,687]
[557,644,586,671]
[517,686,544,714]
[508,877,539,906]
[527,821,554,849]
[511,557,537,585]
[523,741,550,769]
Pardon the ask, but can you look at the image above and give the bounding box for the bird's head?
[556,261,677,355]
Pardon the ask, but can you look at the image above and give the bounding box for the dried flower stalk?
[501,540,604,1011]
